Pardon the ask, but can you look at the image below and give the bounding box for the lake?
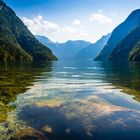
[1,60,140,140]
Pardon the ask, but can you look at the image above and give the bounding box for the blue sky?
[4,0,140,43]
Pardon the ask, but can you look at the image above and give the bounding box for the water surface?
[1,60,140,140]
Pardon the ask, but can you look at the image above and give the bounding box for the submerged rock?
[10,127,49,140]
[42,125,53,134]
[65,128,71,134]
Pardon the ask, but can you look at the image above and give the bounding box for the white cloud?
[72,19,81,25]
[89,12,114,24]
[22,15,60,35]
[21,15,89,42]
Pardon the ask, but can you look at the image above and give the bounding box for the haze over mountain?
[36,35,91,60]
[95,9,140,61]
[0,0,56,61]
[75,33,111,60]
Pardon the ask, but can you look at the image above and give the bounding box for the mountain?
[36,35,91,60]
[75,33,111,60]
[0,0,57,61]
[95,9,140,61]
[108,23,140,61]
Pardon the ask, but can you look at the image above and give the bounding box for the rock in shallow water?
[42,125,53,134]
[10,127,49,140]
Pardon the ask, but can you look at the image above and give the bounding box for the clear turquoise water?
[1,60,140,140]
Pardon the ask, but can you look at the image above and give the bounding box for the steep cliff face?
[109,24,140,61]
[95,9,140,61]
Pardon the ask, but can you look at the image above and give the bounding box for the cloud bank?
[22,15,89,42]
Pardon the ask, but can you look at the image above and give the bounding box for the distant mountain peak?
[36,35,92,60]
[76,33,111,60]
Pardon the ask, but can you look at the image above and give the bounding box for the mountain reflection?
[100,62,140,101]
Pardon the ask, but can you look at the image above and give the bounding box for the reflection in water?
[101,62,140,101]
[0,62,53,122]
[1,61,140,140]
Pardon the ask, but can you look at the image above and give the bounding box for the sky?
[4,0,140,43]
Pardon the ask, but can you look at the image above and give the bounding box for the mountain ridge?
[36,35,92,60]
[108,23,140,61]
[95,9,140,61]
[75,33,111,60]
